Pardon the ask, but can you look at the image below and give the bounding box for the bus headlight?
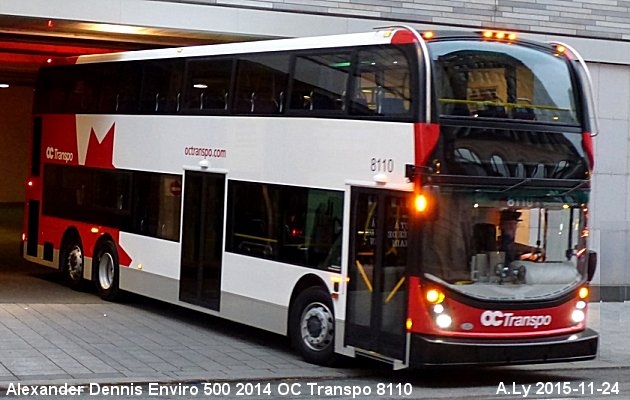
[571,309,585,324]
[435,314,452,329]
[423,286,452,329]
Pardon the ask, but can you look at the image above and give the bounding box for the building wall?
[5,0,630,298]
[0,86,31,203]
[589,62,630,300]
[152,0,630,41]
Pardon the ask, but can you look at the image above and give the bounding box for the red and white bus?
[23,26,598,368]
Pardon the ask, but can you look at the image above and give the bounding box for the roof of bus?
[74,28,412,65]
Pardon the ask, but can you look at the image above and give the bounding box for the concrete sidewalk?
[521,301,630,371]
[0,298,626,388]
[0,299,357,387]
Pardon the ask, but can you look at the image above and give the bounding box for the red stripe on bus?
[414,123,440,166]
[582,131,594,170]
[391,29,417,44]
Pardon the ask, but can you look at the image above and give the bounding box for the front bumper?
[410,328,598,367]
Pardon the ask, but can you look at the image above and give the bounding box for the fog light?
[576,300,586,310]
[435,314,452,329]
[433,304,444,314]
[571,309,585,323]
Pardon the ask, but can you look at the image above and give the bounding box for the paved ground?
[0,300,360,385]
[0,204,627,388]
[0,204,364,387]
[1,297,627,388]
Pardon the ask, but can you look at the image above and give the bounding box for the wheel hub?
[98,253,114,290]
[300,303,333,351]
[67,246,83,281]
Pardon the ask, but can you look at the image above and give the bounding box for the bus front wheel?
[95,240,120,301]
[289,286,337,366]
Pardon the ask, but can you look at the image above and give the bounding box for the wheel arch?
[287,273,329,336]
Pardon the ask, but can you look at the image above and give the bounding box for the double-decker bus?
[22,26,598,368]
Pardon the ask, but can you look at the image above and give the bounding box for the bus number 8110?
[371,158,394,173]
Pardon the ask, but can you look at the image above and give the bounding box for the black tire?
[289,286,338,366]
[94,240,121,301]
[60,234,85,291]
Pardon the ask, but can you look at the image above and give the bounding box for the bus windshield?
[430,40,579,125]
[420,188,589,301]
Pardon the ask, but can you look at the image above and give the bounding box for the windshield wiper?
[556,179,590,196]
[500,177,532,193]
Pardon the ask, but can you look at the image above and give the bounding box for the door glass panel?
[180,171,225,310]
[345,189,408,360]
[380,195,408,338]
[347,192,377,331]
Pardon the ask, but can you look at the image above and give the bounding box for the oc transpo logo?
[46,147,74,163]
[480,310,552,329]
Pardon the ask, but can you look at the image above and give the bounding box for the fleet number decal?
[370,158,394,173]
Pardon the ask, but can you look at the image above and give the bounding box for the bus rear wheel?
[95,240,120,301]
[60,235,84,290]
[289,286,337,366]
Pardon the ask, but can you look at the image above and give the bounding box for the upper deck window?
[289,53,351,113]
[350,47,413,117]
[429,40,579,125]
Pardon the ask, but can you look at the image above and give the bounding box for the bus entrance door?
[345,187,409,366]
[179,170,226,311]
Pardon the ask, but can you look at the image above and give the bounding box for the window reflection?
[226,181,343,270]
[430,40,579,124]
[440,126,589,179]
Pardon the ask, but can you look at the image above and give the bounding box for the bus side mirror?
[587,250,597,282]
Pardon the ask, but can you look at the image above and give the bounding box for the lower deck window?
[226,181,343,271]
[43,164,181,241]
